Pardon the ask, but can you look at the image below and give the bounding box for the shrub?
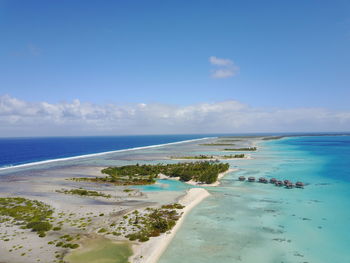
[38,231,46,237]
[26,221,52,232]
[161,203,184,209]
[152,218,169,233]
[126,233,137,241]
[56,242,64,247]
[139,235,149,242]
[98,228,107,233]
[0,197,54,237]
[69,244,79,249]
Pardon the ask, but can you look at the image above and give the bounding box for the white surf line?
[0,137,216,171]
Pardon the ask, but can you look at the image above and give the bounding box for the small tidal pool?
[65,238,132,263]
[132,179,191,192]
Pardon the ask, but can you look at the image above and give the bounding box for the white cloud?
[209,56,233,66]
[209,56,239,78]
[211,68,235,78]
[0,94,349,137]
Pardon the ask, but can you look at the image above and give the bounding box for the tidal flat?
[0,137,243,263]
[64,238,132,263]
[2,135,348,263]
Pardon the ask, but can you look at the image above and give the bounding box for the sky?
[0,0,350,136]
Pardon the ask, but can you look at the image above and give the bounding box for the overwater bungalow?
[258,177,268,183]
[284,180,290,185]
[238,176,246,181]
[275,180,283,186]
[270,178,277,184]
[285,182,294,189]
[295,182,304,188]
[248,177,256,182]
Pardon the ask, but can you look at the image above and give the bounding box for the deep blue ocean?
[0,134,349,262]
[0,135,209,168]
[281,135,350,182]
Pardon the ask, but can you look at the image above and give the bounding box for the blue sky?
[0,1,350,136]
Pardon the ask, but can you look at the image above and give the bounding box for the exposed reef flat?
[0,136,260,263]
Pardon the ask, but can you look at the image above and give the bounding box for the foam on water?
[0,137,213,171]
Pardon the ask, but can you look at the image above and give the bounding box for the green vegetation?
[0,197,53,237]
[223,147,257,151]
[64,238,132,263]
[72,161,229,185]
[56,188,111,198]
[61,234,74,241]
[222,154,245,158]
[68,243,80,249]
[72,164,157,186]
[50,234,80,252]
[171,154,245,159]
[161,203,185,209]
[217,139,242,142]
[98,228,107,233]
[157,161,229,184]
[124,205,182,242]
[199,143,235,146]
[26,221,52,232]
[56,241,79,249]
[170,155,214,159]
[262,136,283,140]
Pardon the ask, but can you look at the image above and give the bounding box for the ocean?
[159,135,350,263]
[1,134,349,262]
[0,135,209,169]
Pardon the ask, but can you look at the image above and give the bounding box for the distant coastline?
[1,135,350,263]
[2,133,349,171]
[0,137,214,171]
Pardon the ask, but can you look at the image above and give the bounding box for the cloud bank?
[209,56,240,78]
[0,94,349,137]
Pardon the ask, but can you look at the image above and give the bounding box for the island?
[0,136,256,263]
[223,147,257,151]
[169,154,246,159]
[72,161,230,185]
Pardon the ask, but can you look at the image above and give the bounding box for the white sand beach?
[158,168,237,187]
[130,188,210,263]
[0,136,257,263]
[183,168,237,187]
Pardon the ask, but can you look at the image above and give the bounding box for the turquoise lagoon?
[133,179,191,192]
[159,136,350,263]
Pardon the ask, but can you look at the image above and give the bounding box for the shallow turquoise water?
[159,136,350,263]
[132,179,191,192]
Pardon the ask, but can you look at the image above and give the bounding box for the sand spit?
[159,168,237,187]
[186,168,237,187]
[130,188,210,263]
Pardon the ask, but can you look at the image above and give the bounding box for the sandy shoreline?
[186,168,237,187]
[169,155,252,161]
[159,168,237,187]
[130,188,210,263]
[129,168,235,262]
[0,136,256,263]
